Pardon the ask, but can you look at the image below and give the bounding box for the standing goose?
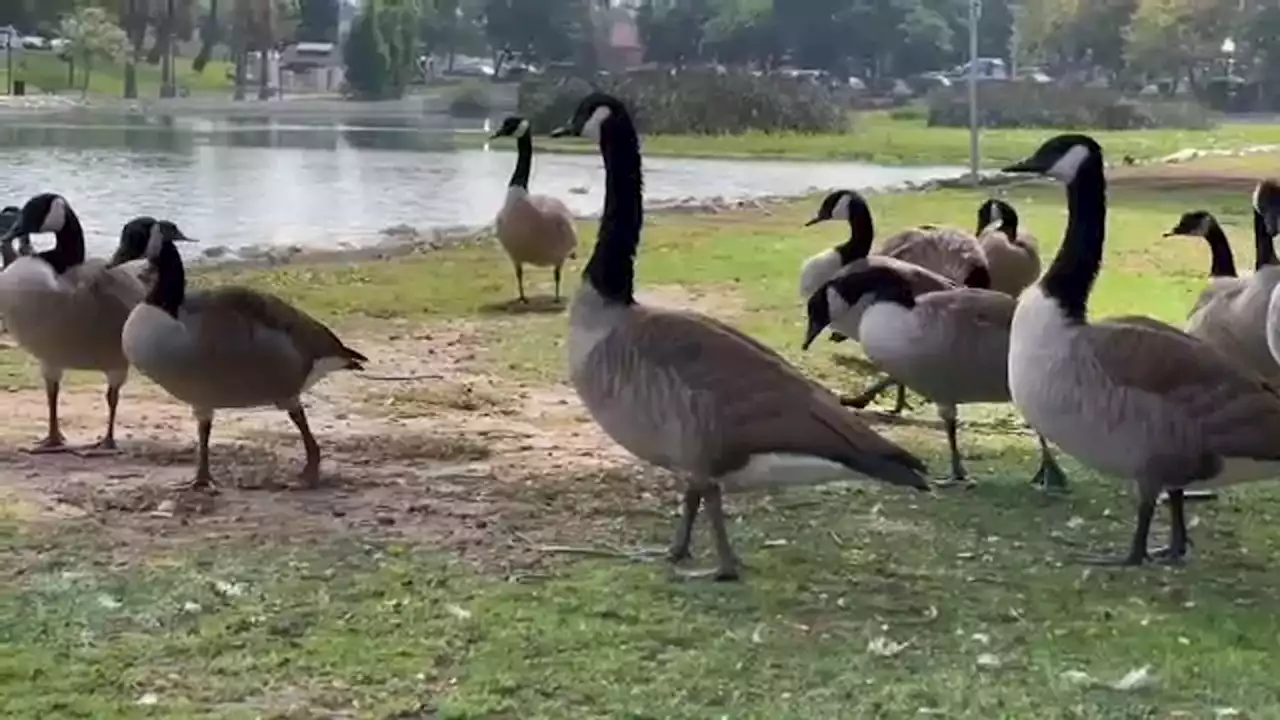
[801,189,987,413]
[975,198,1042,297]
[802,264,1068,490]
[1002,135,1280,565]
[113,220,367,490]
[551,93,930,581]
[0,194,151,454]
[490,114,579,303]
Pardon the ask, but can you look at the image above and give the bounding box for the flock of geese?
[7,92,1280,583]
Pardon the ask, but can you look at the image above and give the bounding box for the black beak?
[549,126,573,138]
[1002,158,1040,174]
[803,217,824,227]
[173,233,197,243]
[801,322,824,351]
[488,131,503,140]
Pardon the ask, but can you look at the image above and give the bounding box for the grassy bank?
[0,49,234,98]
[3,154,1280,717]
[504,110,1280,165]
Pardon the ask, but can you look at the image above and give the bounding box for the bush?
[448,81,491,118]
[342,10,392,99]
[517,70,849,135]
[926,82,1214,130]
[888,104,928,122]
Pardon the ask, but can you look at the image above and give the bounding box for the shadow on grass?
[477,296,568,316]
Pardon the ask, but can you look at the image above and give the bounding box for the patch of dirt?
[1109,165,1266,193]
[638,283,748,319]
[0,320,663,574]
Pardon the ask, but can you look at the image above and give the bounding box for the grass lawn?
[510,110,1280,166]
[0,49,234,98]
[3,152,1280,717]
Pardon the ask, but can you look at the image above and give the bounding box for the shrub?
[926,82,1214,130]
[888,104,928,122]
[448,81,491,118]
[518,71,849,135]
[342,9,391,99]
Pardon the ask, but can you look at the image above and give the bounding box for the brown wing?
[1086,321,1280,457]
[917,287,1015,329]
[879,226,988,284]
[190,287,366,367]
[623,308,927,480]
[833,256,960,294]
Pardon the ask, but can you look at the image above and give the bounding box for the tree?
[297,0,339,42]
[483,0,587,74]
[1126,0,1232,92]
[60,6,130,98]
[344,4,393,98]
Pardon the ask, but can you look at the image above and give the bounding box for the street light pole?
[968,0,981,185]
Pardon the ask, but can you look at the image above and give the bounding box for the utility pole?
[160,0,176,97]
[967,0,981,185]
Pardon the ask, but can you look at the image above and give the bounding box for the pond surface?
[0,115,965,256]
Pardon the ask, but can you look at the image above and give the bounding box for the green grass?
[0,49,234,98]
[6,154,1280,717]
[498,111,1280,165]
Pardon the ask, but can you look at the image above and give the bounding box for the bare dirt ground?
[0,320,679,576]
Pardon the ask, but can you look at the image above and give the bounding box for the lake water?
[0,115,966,256]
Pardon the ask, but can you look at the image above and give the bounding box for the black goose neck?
[1253,210,1277,269]
[834,208,875,264]
[1202,221,1237,278]
[508,133,532,190]
[37,208,86,274]
[1040,158,1107,323]
[144,240,186,318]
[998,210,1019,240]
[584,115,643,305]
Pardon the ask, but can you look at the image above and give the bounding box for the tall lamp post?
[968,0,982,185]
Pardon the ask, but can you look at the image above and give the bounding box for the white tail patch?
[302,355,350,393]
[582,106,612,141]
[41,196,67,233]
[718,453,863,492]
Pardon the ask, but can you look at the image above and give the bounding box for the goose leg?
[1030,433,1069,492]
[514,262,527,303]
[27,367,67,453]
[553,264,563,302]
[936,404,971,487]
[841,377,915,413]
[828,331,849,343]
[675,485,741,581]
[890,382,911,414]
[1079,483,1156,566]
[190,409,217,491]
[1152,487,1191,564]
[667,488,701,563]
[286,405,322,488]
[78,368,127,456]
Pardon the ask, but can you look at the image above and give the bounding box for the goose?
[975,198,1041,297]
[801,189,988,413]
[0,205,33,267]
[1002,134,1280,566]
[802,264,1068,490]
[112,220,367,490]
[0,193,152,454]
[550,92,930,581]
[490,114,579,303]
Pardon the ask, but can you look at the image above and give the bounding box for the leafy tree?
[59,6,130,97]
[483,0,587,73]
[1126,0,1232,91]
[344,3,393,98]
[297,0,339,42]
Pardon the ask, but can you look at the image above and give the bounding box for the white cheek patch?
[1253,183,1263,215]
[41,196,67,233]
[146,223,165,258]
[1047,144,1091,183]
[515,119,530,137]
[581,106,612,141]
[988,201,1003,226]
[826,285,852,320]
[1197,214,1214,236]
[831,192,853,221]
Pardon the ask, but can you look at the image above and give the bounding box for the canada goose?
[113,220,367,490]
[802,264,1068,490]
[0,205,33,268]
[976,198,1042,297]
[0,194,152,454]
[1002,134,1280,565]
[802,189,988,413]
[550,92,930,581]
[490,114,579,303]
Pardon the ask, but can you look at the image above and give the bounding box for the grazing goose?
[801,189,986,413]
[1002,134,1280,566]
[976,198,1041,297]
[802,264,1068,490]
[490,114,579,303]
[0,194,151,454]
[0,205,33,268]
[113,221,367,490]
[551,92,930,581]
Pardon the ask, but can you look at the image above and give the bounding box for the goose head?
[804,189,870,228]
[548,92,632,141]
[109,217,196,276]
[1,193,72,242]
[1001,134,1103,184]
[977,197,1017,236]
[1252,179,1280,238]
[1162,210,1217,239]
[490,115,532,140]
[801,266,914,350]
